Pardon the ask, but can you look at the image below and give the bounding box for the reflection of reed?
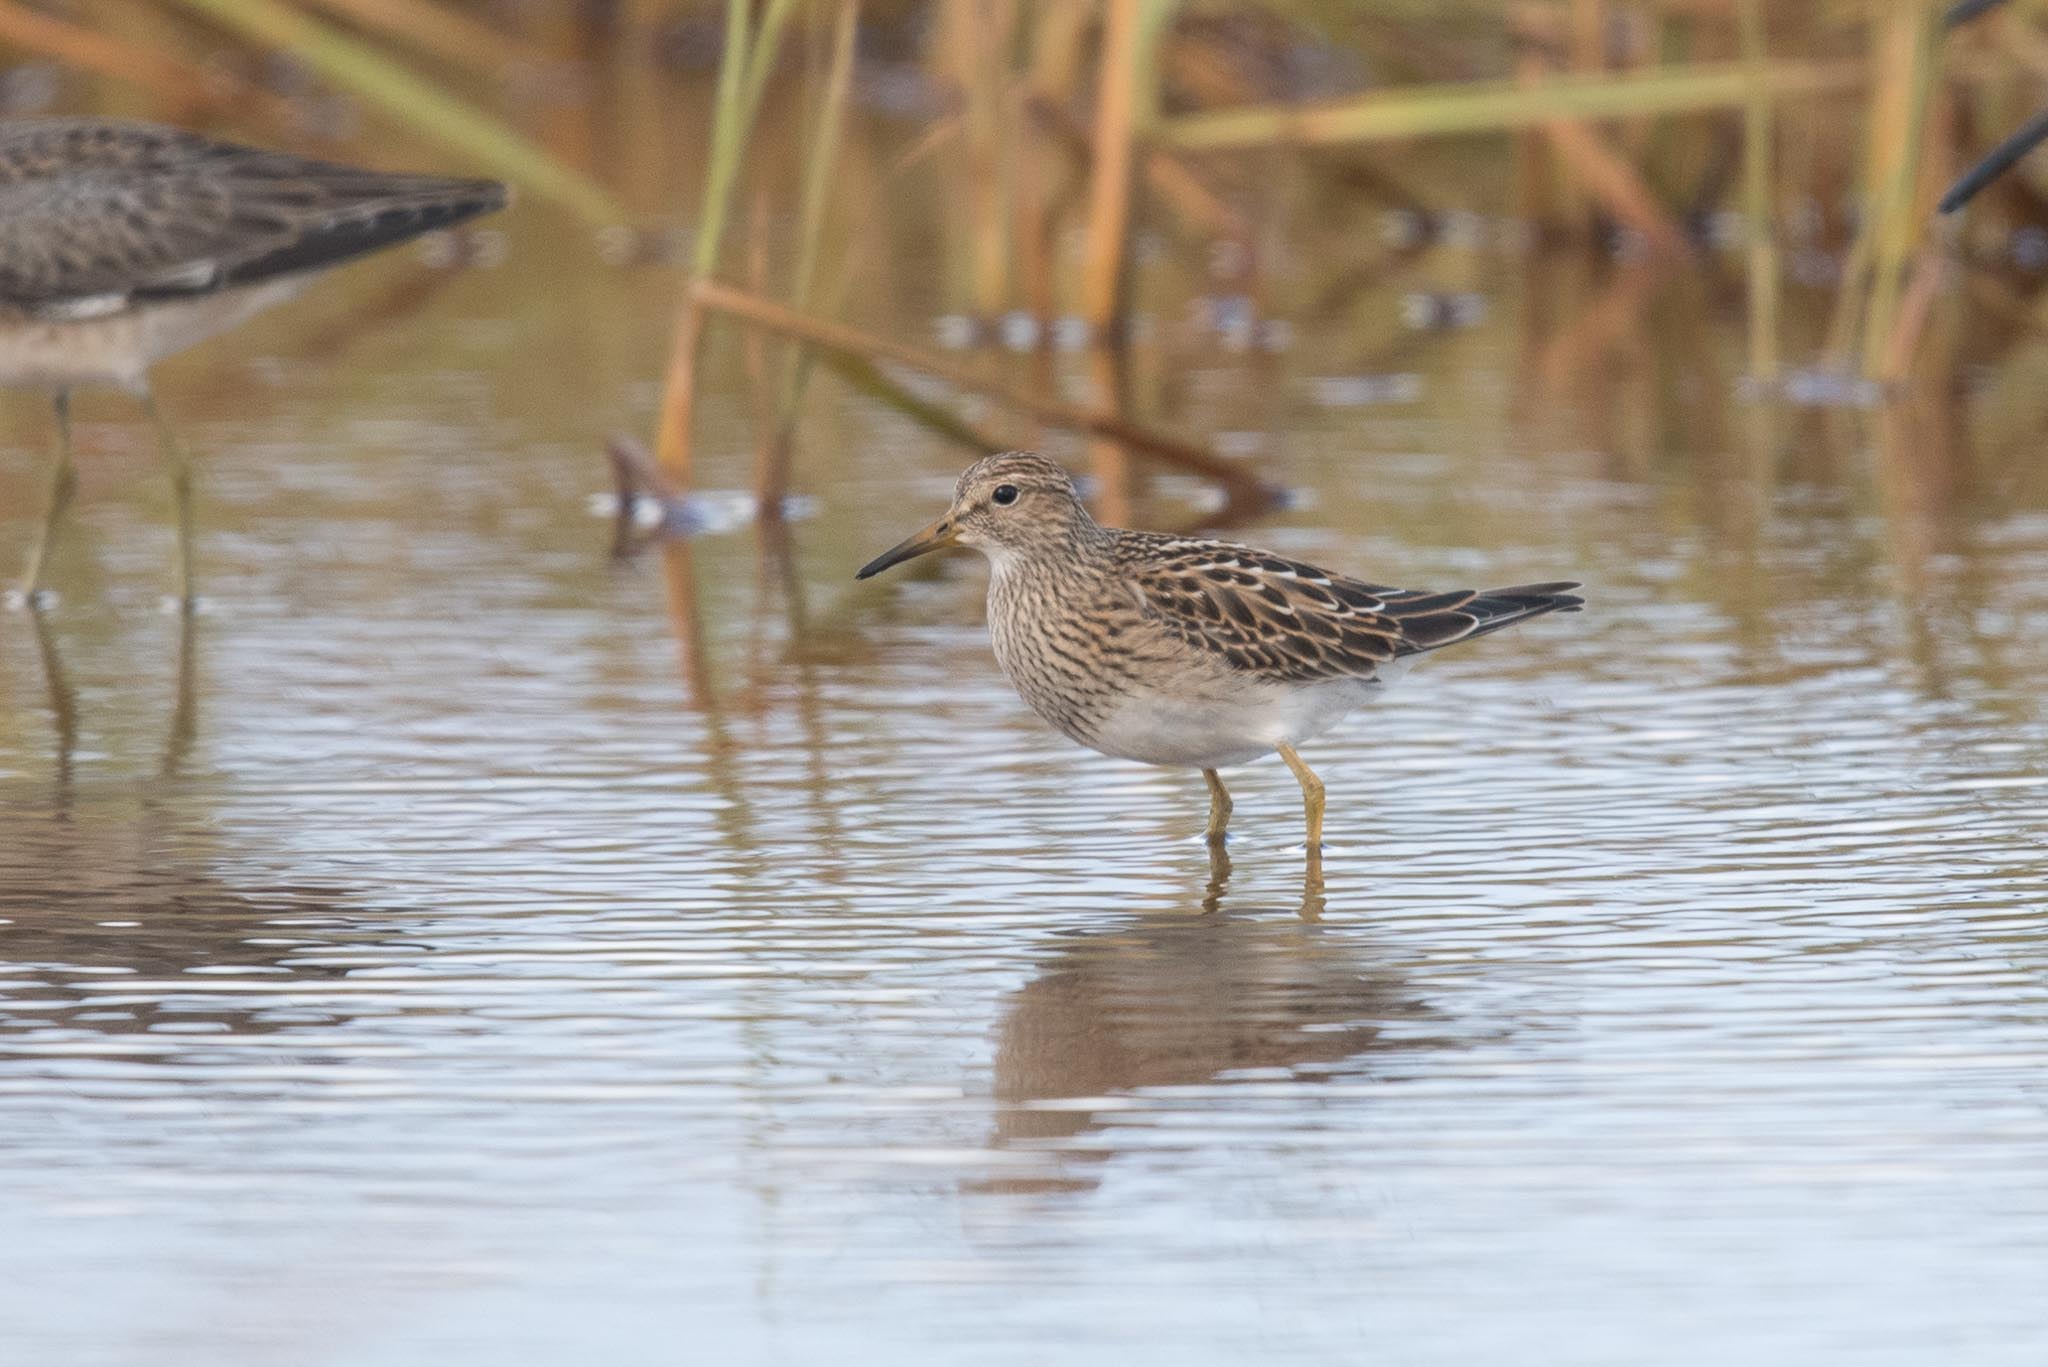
[980,865,1433,1194]
[656,535,774,861]
[660,538,717,710]
[1875,374,1973,697]
[750,519,848,857]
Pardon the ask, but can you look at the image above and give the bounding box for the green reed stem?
[693,0,759,277]
[1160,58,1865,149]
[662,0,802,482]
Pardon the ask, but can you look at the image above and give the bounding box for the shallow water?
[3,232,2047,1365]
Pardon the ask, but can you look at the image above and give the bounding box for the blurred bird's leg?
[1276,742,1325,852]
[19,389,76,604]
[1202,767,1233,844]
[142,390,196,610]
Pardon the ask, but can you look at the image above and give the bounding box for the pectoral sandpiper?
[0,118,508,608]
[856,452,1582,852]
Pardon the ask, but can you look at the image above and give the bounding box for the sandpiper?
[0,117,508,608]
[856,452,1582,851]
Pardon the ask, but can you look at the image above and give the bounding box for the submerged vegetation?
[10,1,2047,517]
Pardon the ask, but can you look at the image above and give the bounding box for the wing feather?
[0,119,505,311]
[1116,531,1581,684]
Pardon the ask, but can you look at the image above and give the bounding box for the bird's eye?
[991,484,1019,506]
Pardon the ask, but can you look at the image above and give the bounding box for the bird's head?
[855,452,1092,579]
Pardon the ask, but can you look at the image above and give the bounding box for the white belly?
[0,278,307,392]
[1087,674,1385,769]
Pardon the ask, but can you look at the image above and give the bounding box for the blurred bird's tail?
[214,168,510,289]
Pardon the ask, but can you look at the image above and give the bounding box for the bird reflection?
[20,605,201,785]
[0,804,371,1045]
[27,608,78,789]
[4,625,367,1046]
[163,612,199,777]
[1200,838,1323,920]
[979,847,1435,1194]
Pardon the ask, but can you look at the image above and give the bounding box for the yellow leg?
[1275,741,1325,851]
[142,390,195,610]
[20,390,76,602]
[1202,767,1233,844]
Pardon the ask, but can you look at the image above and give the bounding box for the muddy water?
[2,229,2047,1365]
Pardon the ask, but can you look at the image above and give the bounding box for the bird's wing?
[0,122,241,307]
[1118,532,1582,683]
[0,119,505,311]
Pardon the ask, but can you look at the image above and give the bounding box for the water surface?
[2,232,2047,1364]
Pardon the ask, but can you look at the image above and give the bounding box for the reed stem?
[766,0,862,507]
[658,0,802,482]
[1160,59,1866,149]
[1861,0,1942,378]
[1739,0,1780,381]
[1079,0,1174,523]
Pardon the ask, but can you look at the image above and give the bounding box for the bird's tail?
[207,167,510,290]
[1385,581,1584,654]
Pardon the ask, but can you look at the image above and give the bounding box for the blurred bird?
[0,118,508,608]
[857,452,1582,854]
